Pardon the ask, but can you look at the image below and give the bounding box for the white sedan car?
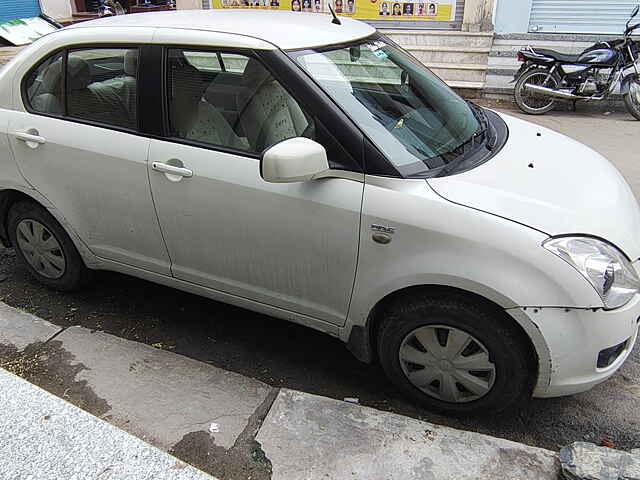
[0,10,638,414]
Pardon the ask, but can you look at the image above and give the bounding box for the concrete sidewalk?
[0,368,217,480]
[0,301,560,479]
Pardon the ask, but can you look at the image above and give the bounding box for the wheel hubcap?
[399,325,496,404]
[16,219,66,279]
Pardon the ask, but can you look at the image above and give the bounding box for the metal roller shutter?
[0,0,42,22]
[529,0,639,34]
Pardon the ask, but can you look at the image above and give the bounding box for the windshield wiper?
[433,103,496,177]
[467,101,496,151]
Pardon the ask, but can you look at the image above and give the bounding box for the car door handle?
[152,162,193,178]
[12,130,46,148]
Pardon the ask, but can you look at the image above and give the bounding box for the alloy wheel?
[16,219,66,279]
[399,324,496,403]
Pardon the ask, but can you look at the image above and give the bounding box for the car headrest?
[171,62,205,109]
[124,50,138,76]
[40,58,63,94]
[242,58,273,88]
[67,56,92,91]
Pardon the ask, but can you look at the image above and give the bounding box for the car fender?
[341,176,601,366]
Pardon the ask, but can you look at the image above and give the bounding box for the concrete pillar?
[462,0,495,32]
[176,0,202,9]
[40,0,73,20]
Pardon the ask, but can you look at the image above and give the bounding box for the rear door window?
[24,52,64,116]
[67,48,138,130]
[23,47,139,131]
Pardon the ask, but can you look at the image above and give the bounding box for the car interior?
[171,50,314,153]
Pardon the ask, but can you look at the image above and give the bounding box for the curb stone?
[560,442,640,480]
[0,368,218,480]
[256,389,561,480]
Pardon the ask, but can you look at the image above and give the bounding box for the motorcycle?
[513,5,640,120]
[98,0,127,16]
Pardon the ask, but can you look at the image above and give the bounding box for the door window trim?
[20,43,143,136]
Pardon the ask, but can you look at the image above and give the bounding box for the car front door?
[8,44,171,275]
[147,47,364,326]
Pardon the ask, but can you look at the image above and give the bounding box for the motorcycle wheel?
[623,78,640,121]
[514,68,559,115]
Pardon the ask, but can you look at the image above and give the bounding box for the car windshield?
[290,35,482,176]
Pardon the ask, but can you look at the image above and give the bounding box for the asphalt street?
[0,104,638,452]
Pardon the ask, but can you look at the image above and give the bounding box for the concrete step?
[431,66,487,82]
[407,45,492,53]
[407,47,490,65]
[485,73,516,90]
[488,65,518,76]
[491,43,590,55]
[492,39,594,50]
[445,80,485,90]
[487,55,521,68]
[382,30,494,48]
[426,62,488,71]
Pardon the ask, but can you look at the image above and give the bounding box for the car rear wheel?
[8,201,92,291]
[377,292,534,414]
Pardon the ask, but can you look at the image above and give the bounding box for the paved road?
[0,104,638,452]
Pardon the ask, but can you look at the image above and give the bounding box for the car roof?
[68,10,376,50]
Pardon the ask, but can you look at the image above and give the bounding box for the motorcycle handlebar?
[625,22,640,36]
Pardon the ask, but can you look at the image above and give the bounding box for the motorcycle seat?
[531,48,581,63]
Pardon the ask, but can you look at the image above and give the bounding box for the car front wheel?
[377,292,534,414]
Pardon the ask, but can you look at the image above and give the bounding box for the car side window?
[167,49,324,154]
[23,47,139,130]
[167,48,316,155]
[219,53,249,73]
[24,52,64,115]
[66,48,138,130]
[166,48,358,169]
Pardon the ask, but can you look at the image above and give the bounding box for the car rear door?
[147,44,365,326]
[7,41,172,275]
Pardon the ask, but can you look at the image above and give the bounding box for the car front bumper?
[510,294,640,398]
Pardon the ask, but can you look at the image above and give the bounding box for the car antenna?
[328,3,342,25]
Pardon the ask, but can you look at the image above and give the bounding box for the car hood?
[427,111,640,260]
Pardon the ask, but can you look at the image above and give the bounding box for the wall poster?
[213,0,456,21]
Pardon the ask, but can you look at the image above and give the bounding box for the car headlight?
[543,236,640,309]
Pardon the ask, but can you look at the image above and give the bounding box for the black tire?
[8,201,92,292]
[623,78,640,121]
[376,292,534,415]
[514,68,559,115]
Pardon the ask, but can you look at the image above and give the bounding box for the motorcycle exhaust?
[524,83,582,100]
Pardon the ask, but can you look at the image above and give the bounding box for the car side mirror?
[261,137,330,183]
